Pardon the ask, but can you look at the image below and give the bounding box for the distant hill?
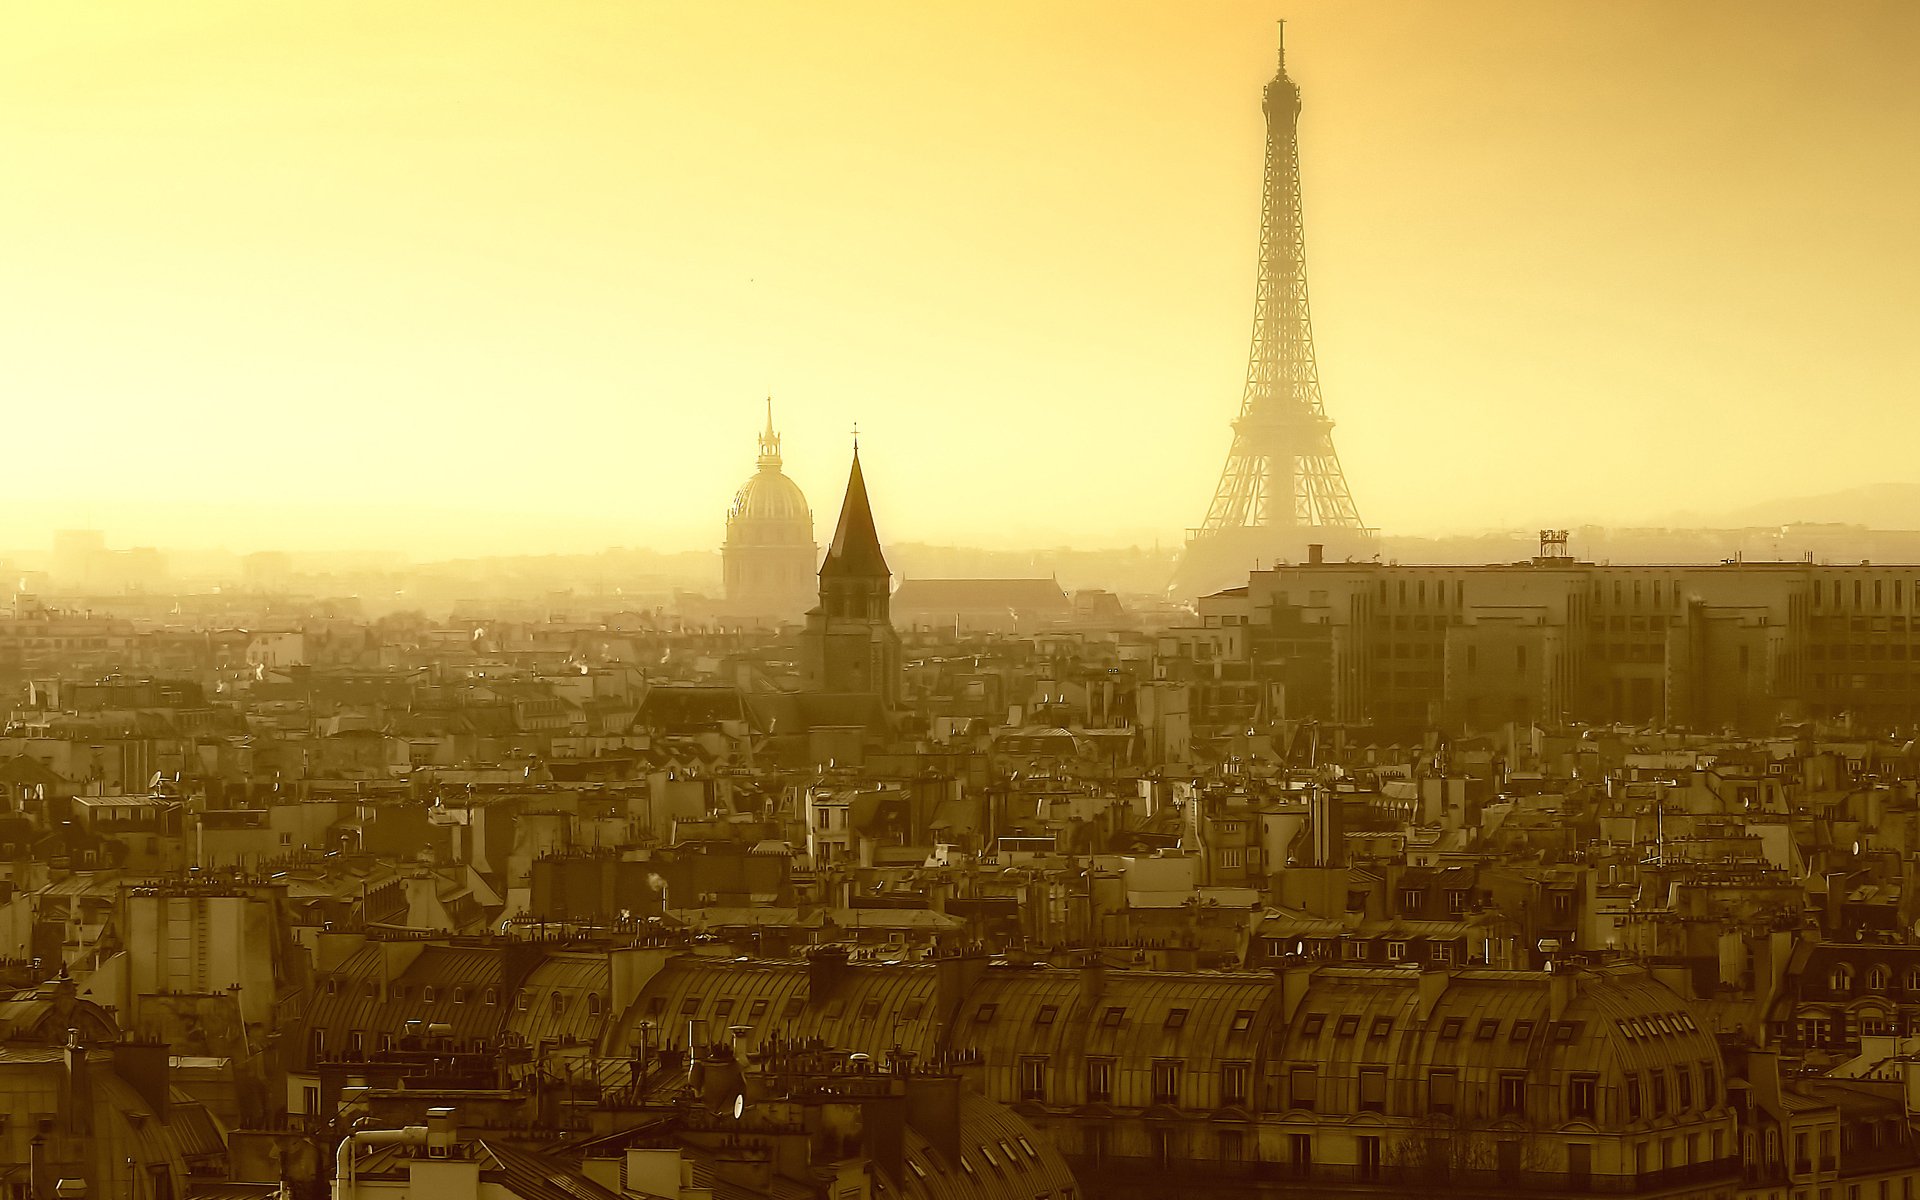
[1712,482,1920,530]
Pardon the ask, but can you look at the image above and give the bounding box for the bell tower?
[801,444,900,705]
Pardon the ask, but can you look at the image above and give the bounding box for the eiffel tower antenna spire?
[1171,28,1372,599]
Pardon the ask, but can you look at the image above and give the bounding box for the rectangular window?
[1360,1067,1387,1113]
[1335,1014,1360,1037]
[1019,1057,1047,1102]
[1429,1069,1457,1113]
[1476,1018,1500,1041]
[1151,1060,1181,1106]
[1164,1008,1189,1030]
[1626,1075,1642,1119]
[1569,1073,1597,1119]
[1101,1006,1125,1029]
[1218,1129,1244,1161]
[1499,1073,1526,1115]
[1289,1067,1318,1111]
[1676,1066,1692,1111]
[1358,1135,1382,1181]
[1289,1133,1312,1176]
[1086,1058,1113,1103]
[1651,1070,1667,1117]
[1222,1062,1251,1106]
[1035,1004,1058,1026]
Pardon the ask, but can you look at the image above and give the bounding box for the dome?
[728,467,812,528]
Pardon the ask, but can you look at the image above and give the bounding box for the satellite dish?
[732,1094,745,1120]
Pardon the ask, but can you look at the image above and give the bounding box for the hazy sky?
[4,1,1916,558]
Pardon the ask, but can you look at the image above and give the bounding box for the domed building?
[721,401,818,622]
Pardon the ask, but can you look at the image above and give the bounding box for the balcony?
[1068,1153,1743,1195]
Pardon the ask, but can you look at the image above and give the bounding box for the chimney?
[1078,952,1106,1005]
[904,1072,962,1168]
[808,945,850,1004]
[860,1082,908,1186]
[29,1130,47,1200]
[1548,966,1577,1022]
[1416,968,1450,1024]
[933,948,988,1025]
[1277,965,1315,1025]
[425,1107,457,1159]
[113,1041,170,1120]
[1307,544,1324,566]
[61,1031,92,1136]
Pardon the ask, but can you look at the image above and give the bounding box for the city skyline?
[4,1,1916,559]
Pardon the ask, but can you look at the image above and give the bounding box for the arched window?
[1867,964,1891,991]
[452,987,467,1005]
[422,985,437,1005]
[1830,965,1854,995]
[1905,967,1920,994]
[587,992,603,1017]
[484,987,499,1006]
[551,991,566,1018]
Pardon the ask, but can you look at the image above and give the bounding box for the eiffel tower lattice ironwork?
[1174,26,1371,597]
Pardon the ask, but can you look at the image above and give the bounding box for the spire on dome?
[820,445,889,580]
[756,396,782,469]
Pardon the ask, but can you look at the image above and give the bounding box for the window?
[1335,1014,1360,1037]
[348,1030,364,1056]
[1626,1075,1642,1119]
[1165,1008,1189,1030]
[1086,1058,1113,1103]
[1220,848,1243,869]
[452,987,467,1005]
[1868,964,1892,991]
[1401,889,1426,912]
[1151,1060,1180,1106]
[1510,1020,1535,1042]
[1218,1129,1245,1161]
[1346,890,1369,912]
[1651,1070,1667,1117]
[857,999,879,1021]
[1035,1004,1058,1026]
[1675,1067,1692,1111]
[1358,1135,1382,1181]
[1387,941,1407,961]
[1569,1074,1597,1119]
[1499,1073,1526,1115]
[1289,1067,1318,1111]
[1230,1009,1253,1034]
[1369,1016,1392,1039]
[1289,1133,1312,1176]
[748,999,767,1019]
[1300,1012,1325,1036]
[1700,1063,1717,1108]
[1831,965,1855,993]
[1432,942,1454,965]
[1101,1006,1125,1029]
[1222,1062,1250,1106]
[1359,1067,1386,1113]
[484,987,498,1006]
[975,1003,998,1024]
[551,992,566,1018]
[587,992,603,1017]
[422,986,436,1005]
[1439,1017,1463,1040]
[1020,1057,1047,1102]
[1476,1018,1499,1041]
[1429,1069,1457,1114]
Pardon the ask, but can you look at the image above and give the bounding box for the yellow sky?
[3,1,1915,558]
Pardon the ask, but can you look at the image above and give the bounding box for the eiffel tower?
[1171,25,1372,599]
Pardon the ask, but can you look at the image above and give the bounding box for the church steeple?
[804,442,899,704]
[820,446,890,581]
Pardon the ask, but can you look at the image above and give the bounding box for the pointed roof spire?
[820,443,889,579]
[756,396,782,468]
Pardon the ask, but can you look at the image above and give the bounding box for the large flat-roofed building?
[1198,547,1920,734]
